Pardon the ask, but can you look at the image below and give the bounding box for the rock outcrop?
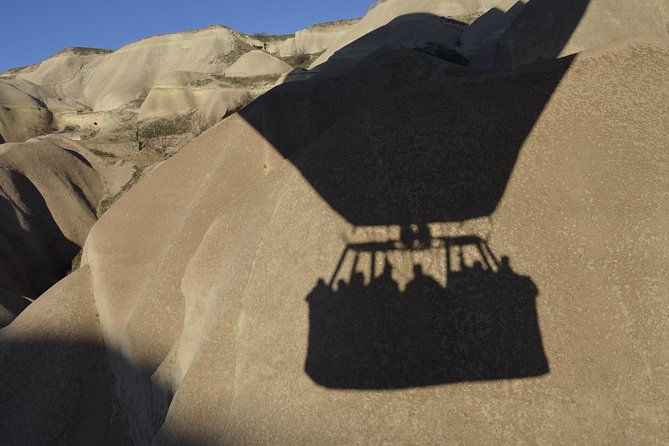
[310,0,499,70]
[138,85,250,122]
[79,40,669,444]
[224,50,292,78]
[494,0,669,69]
[15,47,111,101]
[276,20,360,57]
[0,80,52,142]
[0,140,102,299]
[0,1,667,444]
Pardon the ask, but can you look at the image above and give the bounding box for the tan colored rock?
[311,0,499,70]
[0,140,102,298]
[277,20,360,57]
[460,0,529,70]
[315,15,463,78]
[78,26,251,111]
[495,0,669,69]
[60,41,669,444]
[0,267,129,445]
[139,85,250,122]
[225,50,292,78]
[16,48,110,102]
[1,5,668,445]
[0,289,31,328]
[0,79,52,142]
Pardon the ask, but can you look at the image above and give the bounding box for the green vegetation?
[213,74,280,88]
[139,115,193,155]
[89,148,117,159]
[210,42,255,66]
[28,116,56,138]
[452,12,484,25]
[281,50,324,69]
[1,65,32,75]
[70,249,83,272]
[248,32,294,42]
[53,47,113,57]
[307,18,359,28]
[98,166,145,216]
[186,112,218,137]
[141,114,191,137]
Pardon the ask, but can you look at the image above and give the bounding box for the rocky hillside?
[0,20,359,148]
[0,139,102,325]
[0,0,668,444]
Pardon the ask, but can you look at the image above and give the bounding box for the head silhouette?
[500,256,512,272]
[351,271,365,287]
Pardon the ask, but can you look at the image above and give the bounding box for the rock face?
[0,21,355,143]
[1,2,668,445]
[494,0,669,69]
[3,26,291,115]
[80,27,252,111]
[459,0,529,57]
[311,0,499,70]
[79,40,669,444]
[0,289,31,329]
[224,50,293,78]
[138,85,249,122]
[16,48,111,100]
[0,140,102,299]
[459,0,529,70]
[277,20,360,57]
[16,40,663,446]
[0,267,129,444]
[0,80,52,142]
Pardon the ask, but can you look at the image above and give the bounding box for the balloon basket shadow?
[306,235,549,389]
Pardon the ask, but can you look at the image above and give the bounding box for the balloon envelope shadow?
[305,235,549,389]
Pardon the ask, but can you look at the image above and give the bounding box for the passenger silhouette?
[370,259,400,298]
[350,271,365,290]
[336,278,347,293]
[405,264,442,300]
[499,255,513,274]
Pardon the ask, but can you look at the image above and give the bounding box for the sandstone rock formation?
[138,85,250,122]
[494,0,669,69]
[0,289,31,328]
[224,50,293,78]
[276,19,360,57]
[310,0,499,71]
[0,268,129,443]
[459,0,529,69]
[1,21,355,146]
[0,79,52,142]
[15,47,111,101]
[0,1,667,445]
[0,140,102,300]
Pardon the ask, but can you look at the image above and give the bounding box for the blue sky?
[1,1,370,72]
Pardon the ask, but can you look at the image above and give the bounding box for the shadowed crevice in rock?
[0,338,137,446]
[0,172,80,296]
